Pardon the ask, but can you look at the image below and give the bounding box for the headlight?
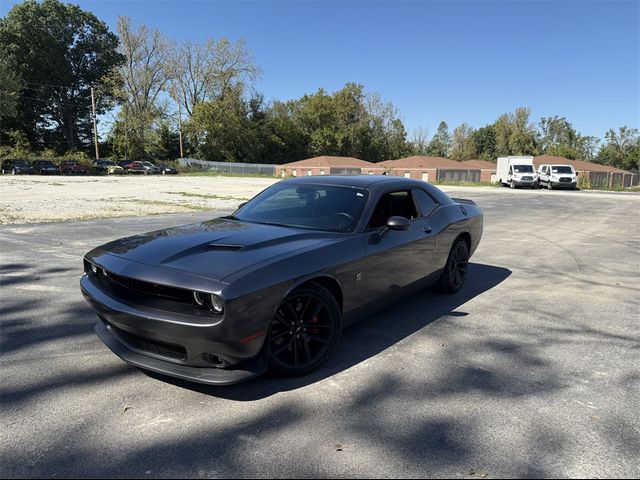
[210,294,224,313]
[193,291,205,306]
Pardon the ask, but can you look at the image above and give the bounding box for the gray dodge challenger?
[81,175,483,385]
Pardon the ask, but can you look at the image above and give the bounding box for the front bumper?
[551,180,577,189]
[81,275,268,385]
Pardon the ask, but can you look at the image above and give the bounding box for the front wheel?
[436,238,470,294]
[547,182,553,190]
[510,180,515,189]
[266,283,341,377]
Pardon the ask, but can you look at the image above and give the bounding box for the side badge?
[355,272,362,282]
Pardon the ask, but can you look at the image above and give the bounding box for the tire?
[510,180,515,189]
[547,182,553,190]
[266,283,342,377]
[12,168,16,175]
[436,237,470,294]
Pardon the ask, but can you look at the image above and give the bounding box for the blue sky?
[2,0,639,140]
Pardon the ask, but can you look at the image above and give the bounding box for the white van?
[496,156,538,188]
[537,164,577,190]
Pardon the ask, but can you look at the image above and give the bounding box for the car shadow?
[144,262,511,399]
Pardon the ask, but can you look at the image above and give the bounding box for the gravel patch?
[0,175,277,224]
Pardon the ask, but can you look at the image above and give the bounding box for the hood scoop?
[206,243,244,251]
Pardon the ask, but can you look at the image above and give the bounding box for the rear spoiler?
[450,198,477,206]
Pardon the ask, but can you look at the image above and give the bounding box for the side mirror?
[379,216,410,238]
[387,216,411,231]
[238,202,247,209]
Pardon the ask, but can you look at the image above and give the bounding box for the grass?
[164,191,250,201]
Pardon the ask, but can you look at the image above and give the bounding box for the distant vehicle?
[1,159,33,175]
[141,161,161,174]
[537,164,578,190]
[157,163,179,175]
[32,160,60,175]
[496,156,537,189]
[93,160,124,175]
[117,160,134,172]
[127,161,156,174]
[59,160,90,175]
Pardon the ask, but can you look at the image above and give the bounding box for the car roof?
[280,175,424,188]
[279,175,454,204]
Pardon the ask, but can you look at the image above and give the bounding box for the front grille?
[560,177,572,182]
[521,176,533,181]
[109,322,187,360]
[102,270,192,303]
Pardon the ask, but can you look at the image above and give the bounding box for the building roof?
[281,156,374,168]
[533,155,630,174]
[461,159,497,170]
[379,156,463,169]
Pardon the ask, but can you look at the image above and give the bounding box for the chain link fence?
[178,158,276,176]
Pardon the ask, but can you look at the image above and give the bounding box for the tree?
[0,48,22,121]
[472,125,496,161]
[112,16,173,160]
[0,0,123,152]
[186,85,258,162]
[168,38,260,117]
[595,126,640,170]
[450,123,476,160]
[409,127,430,155]
[426,121,451,157]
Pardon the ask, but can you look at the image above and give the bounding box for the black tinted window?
[368,190,418,228]
[413,189,438,216]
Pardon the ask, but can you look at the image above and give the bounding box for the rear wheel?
[436,238,469,294]
[267,283,341,377]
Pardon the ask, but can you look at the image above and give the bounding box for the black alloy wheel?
[267,283,341,377]
[436,238,469,293]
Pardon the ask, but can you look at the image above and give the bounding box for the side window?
[509,166,513,174]
[368,190,418,228]
[413,189,438,217]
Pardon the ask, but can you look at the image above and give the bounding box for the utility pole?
[91,87,99,160]
[177,101,184,159]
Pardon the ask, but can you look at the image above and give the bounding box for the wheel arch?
[285,274,344,314]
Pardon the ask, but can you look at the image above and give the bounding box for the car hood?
[89,218,338,281]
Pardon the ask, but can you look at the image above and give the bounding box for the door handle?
[423,226,432,234]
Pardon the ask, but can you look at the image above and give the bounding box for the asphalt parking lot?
[1,187,639,478]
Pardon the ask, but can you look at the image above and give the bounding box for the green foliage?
[0,0,123,152]
[426,121,451,157]
[450,123,476,160]
[595,127,639,171]
[472,125,496,161]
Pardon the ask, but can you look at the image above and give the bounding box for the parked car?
[496,156,538,188]
[81,175,483,385]
[93,160,124,175]
[127,161,151,174]
[141,161,161,174]
[157,163,179,175]
[59,160,90,175]
[537,164,578,190]
[117,160,134,172]
[32,160,60,175]
[1,159,33,175]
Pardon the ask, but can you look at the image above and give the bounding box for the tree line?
[1,0,638,170]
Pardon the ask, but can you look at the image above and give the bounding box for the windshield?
[234,183,369,232]
[551,166,573,174]
[513,165,534,173]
